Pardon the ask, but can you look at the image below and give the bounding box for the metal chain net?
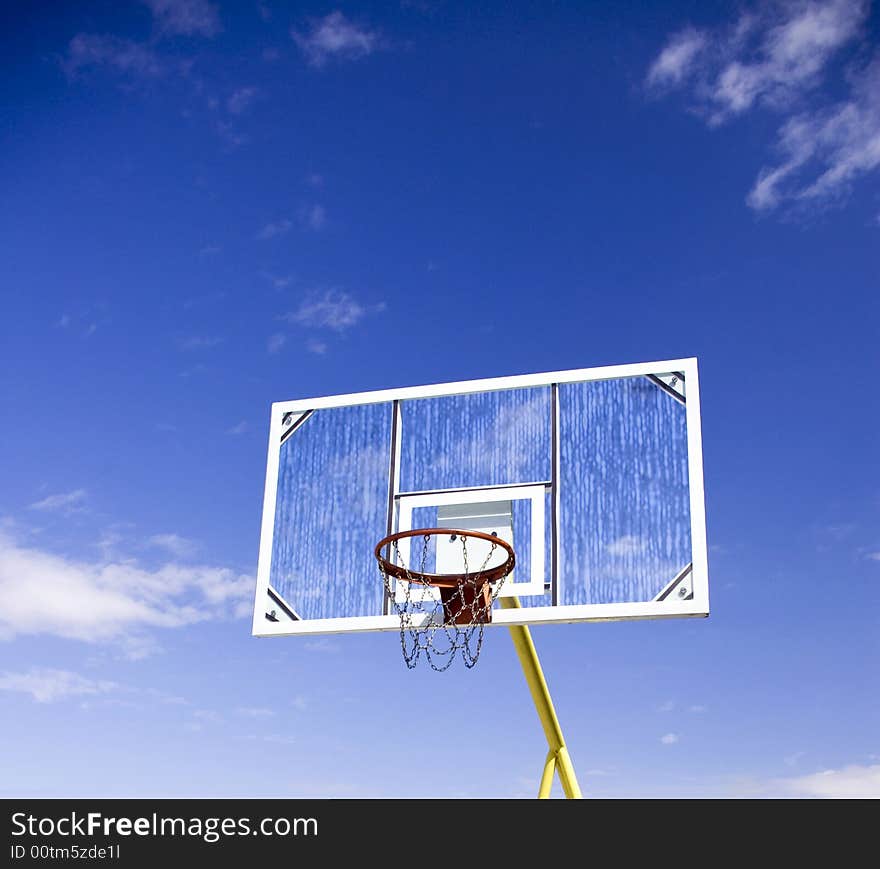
[377,533,511,671]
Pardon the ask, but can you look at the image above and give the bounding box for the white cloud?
[648,1,878,213]
[0,530,252,653]
[284,291,366,331]
[236,706,274,718]
[865,551,880,561]
[143,0,221,38]
[29,489,88,514]
[260,733,297,745]
[256,219,292,240]
[649,1,868,122]
[747,60,880,210]
[292,12,382,67]
[304,638,340,653]
[179,363,209,378]
[226,420,249,435]
[227,86,258,115]
[306,339,328,354]
[660,733,680,745]
[148,533,198,558]
[267,333,286,354]
[0,668,117,704]
[658,700,675,712]
[178,335,222,350]
[300,203,326,230]
[261,271,293,290]
[785,750,807,767]
[646,28,708,88]
[689,704,708,713]
[64,34,167,79]
[775,763,880,797]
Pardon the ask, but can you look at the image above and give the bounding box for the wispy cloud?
[227,86,259,115]
[785,750,807,767]
[256,219,292,240]
[299,203,326,230]
[55,310,104,338]
[748,59,880,211]
[646,28,708,89]
[184,708,221,731]
[148,533,198,558]
[658,699,675,712]
[648,1,868,123]
[660,733,680,745]
[267,333,286,354]
[29,489,88,515]
[647,0,878,214]
[865,551,880,561]
[143,0,222,38]
[304,638,340,653]
[292,12,383,68]
[0,668,117,704]
[261,271,293,289]
[199,244,221,256]
[282,291,366,331]
[177,335,223,351]
[0,529,252,655]
[236,706,274,718]
[742,763,880,797]
[259,733,297,745]
[179,362,210,378]
[64,34,168,79]
[226,421,249,435]
[306,339,328,355]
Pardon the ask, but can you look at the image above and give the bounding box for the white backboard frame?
[252,357,708,637]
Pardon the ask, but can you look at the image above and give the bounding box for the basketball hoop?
[375,528,515,670]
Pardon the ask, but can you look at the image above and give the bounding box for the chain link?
[377,531,512,670]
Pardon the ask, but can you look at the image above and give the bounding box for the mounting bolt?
[678,586,689,598]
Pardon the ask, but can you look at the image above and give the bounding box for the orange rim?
[375,528,515,587]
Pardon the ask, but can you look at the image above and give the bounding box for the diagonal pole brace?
[501,596,583,799]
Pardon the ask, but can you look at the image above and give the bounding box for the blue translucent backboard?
[254,359,708,636]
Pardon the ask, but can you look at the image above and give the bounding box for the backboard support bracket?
[645,372,686,404]
[267,584,301,622]
[653,564,694,602]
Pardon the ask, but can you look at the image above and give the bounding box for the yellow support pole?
[500,596,583,799]
[538,749,556,799]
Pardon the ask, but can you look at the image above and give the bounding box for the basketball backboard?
[252,358,708,637]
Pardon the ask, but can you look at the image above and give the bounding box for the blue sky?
[1,0,878,798]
